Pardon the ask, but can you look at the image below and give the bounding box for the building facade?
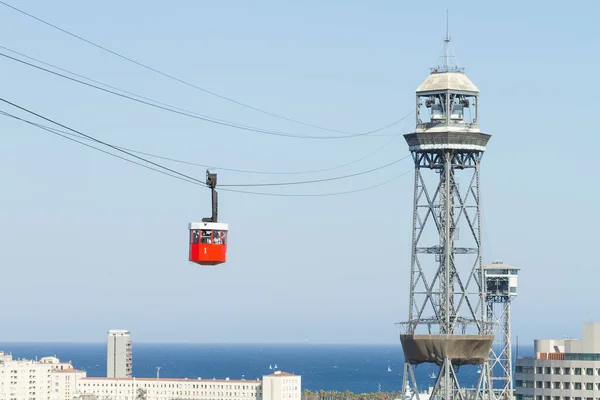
[75,373,304,400]
[106,329,132,378]
[262,371,301,400]
[0,351,83,400]
[0,348,300,400]
[515,322,600,400]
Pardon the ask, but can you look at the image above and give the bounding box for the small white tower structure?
[483,261,519,400]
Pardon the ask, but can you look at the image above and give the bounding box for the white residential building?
[515,322,600,400]
[0,348,301,400]
[262,371,301,400]
[76,376,263,399]
[51,368,86,400]
[106,329,132,378]
[0,351,83,400]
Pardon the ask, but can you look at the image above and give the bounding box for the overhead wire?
[0,97,209,187]
[219,155,410,187]
[0,0,403,136]
[0,50,411,140]
[219,169,412,197]
[0,47,414,175]
[3,115,409,175]
[0,98,413,196]
[0,110,203,187]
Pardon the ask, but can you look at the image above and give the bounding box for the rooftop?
[416,71,479,94]
[53,368,82,373]
[481,263,519,270]
[267,371,296,377]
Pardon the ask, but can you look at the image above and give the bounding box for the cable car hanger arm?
[202,170,218,223]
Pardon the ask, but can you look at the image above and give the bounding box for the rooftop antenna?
[444,9,450,71]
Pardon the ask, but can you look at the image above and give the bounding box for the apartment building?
[262,370,302,400]
[106,329,132,378]
[515,322,600,400]
[0,351,83,400]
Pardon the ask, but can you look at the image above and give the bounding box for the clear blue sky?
[0,0,598,344]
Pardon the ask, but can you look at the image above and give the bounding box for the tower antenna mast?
[444,10,450,71]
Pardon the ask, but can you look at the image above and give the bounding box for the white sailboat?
[387,365,392,372]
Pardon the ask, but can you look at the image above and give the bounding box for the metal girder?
[401,147,493,400]
[417,247,478,254]
[485,298,515,400]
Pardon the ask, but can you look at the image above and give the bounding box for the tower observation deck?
[398,28,494,400]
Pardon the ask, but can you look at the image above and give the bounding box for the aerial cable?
[0,47,408,139]
[0,110,202,187]
[0,97,408,194]
[0,98,409,189]
[9,117,408,176]
[220,170,412,197]
[1,110,411,197]
[0,0,402,136]
[219,155,411,187]
[0,51,411,140]
[0,97,209,187]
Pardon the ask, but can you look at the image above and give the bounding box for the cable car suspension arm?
[202,170,218,223]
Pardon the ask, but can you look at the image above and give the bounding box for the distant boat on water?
[269,364,272,370]
[387,365,392,372]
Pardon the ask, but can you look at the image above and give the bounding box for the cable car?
[189,171,228,266]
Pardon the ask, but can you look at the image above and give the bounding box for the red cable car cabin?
[188,221,228,266]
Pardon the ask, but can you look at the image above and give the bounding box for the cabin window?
[201,230,212,244]
[213,230,222,244]
[191,230,200,244]
[212,231,227,245]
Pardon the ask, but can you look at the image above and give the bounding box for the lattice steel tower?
[483,261,519,400]
[399,29,495,400]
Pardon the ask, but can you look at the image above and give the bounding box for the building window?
[537,367,543,374]
[564,367,571,374]
[585,383,593,390]
[553,382,561,389]
[574,382,582,390]
[536,381,542,388]
[545,367,551,374]
[554,367,561,374]
[564,382,571,389]
[575,368,582,375]
[586,368,593,375]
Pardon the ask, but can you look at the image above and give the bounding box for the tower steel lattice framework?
[483,262,519,400]
[398,32,495,400]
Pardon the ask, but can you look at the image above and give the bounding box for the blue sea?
[0,343,533,394]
